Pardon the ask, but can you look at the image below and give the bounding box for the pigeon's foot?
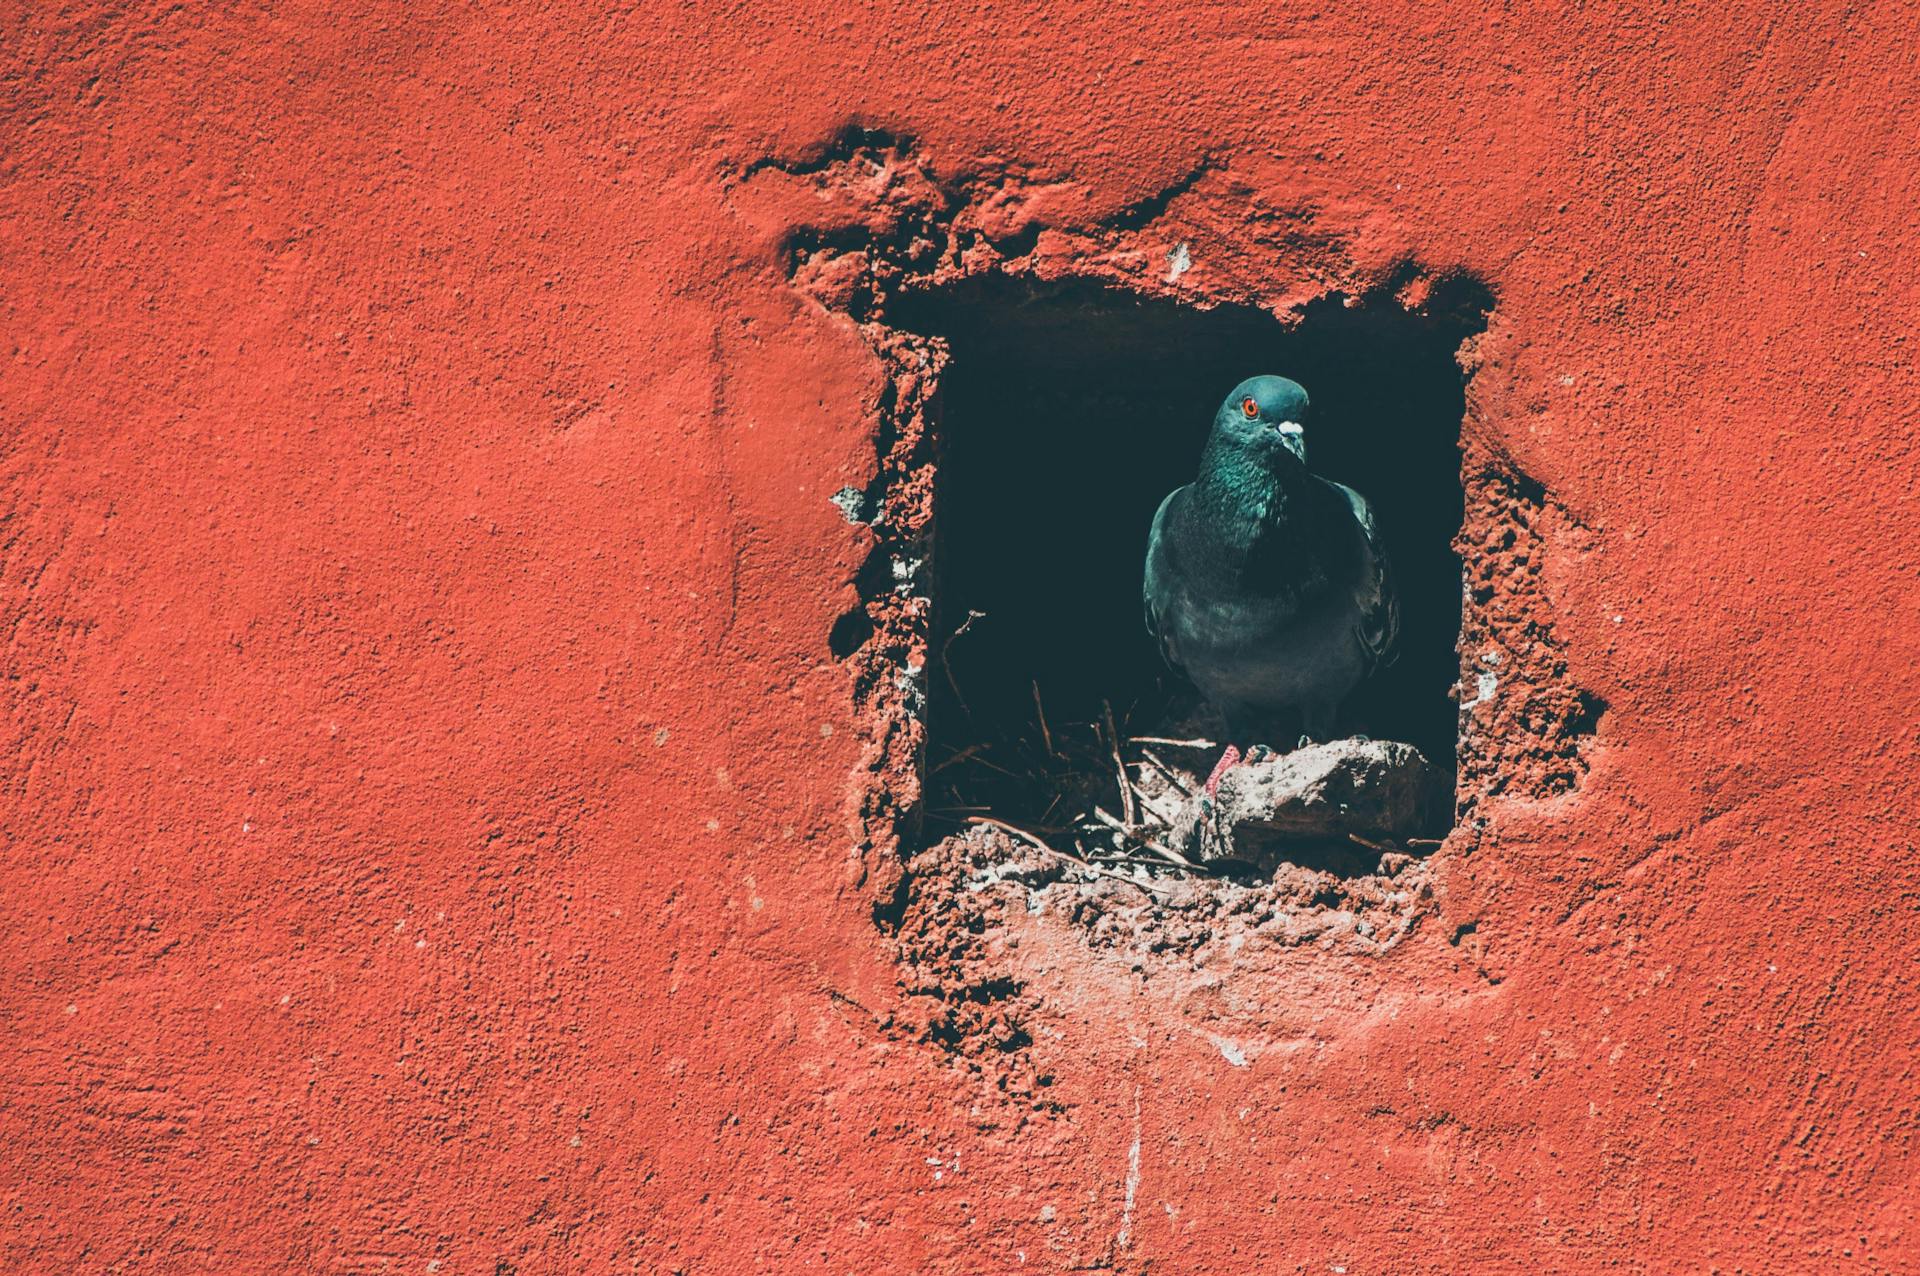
[1203,744,1243,795]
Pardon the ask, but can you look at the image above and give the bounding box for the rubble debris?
[1178,739,1445,867]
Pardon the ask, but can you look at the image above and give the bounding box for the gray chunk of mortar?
[1178,738,1444,864]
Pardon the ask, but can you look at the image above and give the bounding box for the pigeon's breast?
[1172,576,1371,714]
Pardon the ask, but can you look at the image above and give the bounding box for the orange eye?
[1241,397,1259,419]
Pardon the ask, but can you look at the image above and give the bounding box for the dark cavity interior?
[888,276,1481,836]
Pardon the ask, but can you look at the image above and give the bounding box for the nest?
[924,673,1445,895]
[924,682,1222,893]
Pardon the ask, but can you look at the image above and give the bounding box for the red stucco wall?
[4,3,1917,1271]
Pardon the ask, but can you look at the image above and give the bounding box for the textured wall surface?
[4,3,1917,1271]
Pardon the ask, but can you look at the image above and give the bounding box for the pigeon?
[1143,375,1398,784]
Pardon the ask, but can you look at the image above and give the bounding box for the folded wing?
[1328,480,1399,675]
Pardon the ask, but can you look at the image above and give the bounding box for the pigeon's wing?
[1142,486,1189,674]
[1329,480,1400,672]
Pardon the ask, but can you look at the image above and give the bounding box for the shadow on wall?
[889,276,1482,813]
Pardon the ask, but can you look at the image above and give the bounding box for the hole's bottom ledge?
[913,821,1437,962]
[930,728,1450,878]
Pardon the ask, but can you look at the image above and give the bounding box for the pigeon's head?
[1215,375,1310,463]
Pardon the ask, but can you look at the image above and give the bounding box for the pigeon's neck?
[1190,442,1313,548]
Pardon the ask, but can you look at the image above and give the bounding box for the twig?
[938,610,985,715]
[1091,806,1206,872]
[1137,748,1193,796]
[1030,681,1055,757]
[1120,759,1180,825]
[963,752,1028,780]
[970,814,1078,859]
[1347,832,1396,852]
[1140,837,1204,871]
[1132,784,1184,826]
[935,741,1025,781]
[1102,700,1138,827]
[930,742,986,774]
[1127,736,1218,749]
[968,816,1165,898]
[1405,837,1445,849]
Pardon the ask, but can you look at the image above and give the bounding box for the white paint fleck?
[654,727,670,746]
[1165,241,1192,282]
[964,861,1028,891]
[1558,374,1576,386]
[1117,1086,1142,1247]
[895,661,928,717]
[1612,614,1624,624]
[1472,670,1499,707]
[1039,1204,1057,1223]
[1212,1037,1249,1068]
[830,486,867,524]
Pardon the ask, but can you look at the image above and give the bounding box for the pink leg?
[1203,743,1242,795]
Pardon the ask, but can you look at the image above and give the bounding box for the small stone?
[1175,738,1443,865]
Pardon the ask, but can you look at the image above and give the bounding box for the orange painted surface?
[3,4,1917,1271]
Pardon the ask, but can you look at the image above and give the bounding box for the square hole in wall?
[885,276,1484,865]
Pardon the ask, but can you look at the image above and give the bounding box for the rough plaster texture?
[3,3,1918,1272]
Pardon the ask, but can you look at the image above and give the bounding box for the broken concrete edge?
[740,132,1600,1090]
